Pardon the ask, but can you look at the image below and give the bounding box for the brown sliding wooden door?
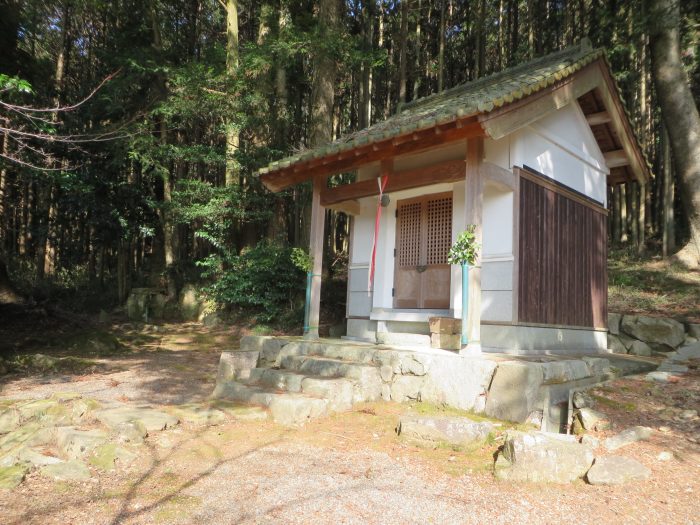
[393,192,452,309]
[517,170,608,329]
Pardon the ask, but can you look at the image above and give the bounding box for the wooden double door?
[393,192,452,309]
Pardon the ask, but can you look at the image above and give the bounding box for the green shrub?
[199,240,305,324]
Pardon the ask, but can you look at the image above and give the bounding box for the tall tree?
[397,0,408,104]
[310,0,340,147]
[225,0,240,188]
[647,0,700,267]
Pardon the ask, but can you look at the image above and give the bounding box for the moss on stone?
[89,443,137,471]
[0,464,29,489]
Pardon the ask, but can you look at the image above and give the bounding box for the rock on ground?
[576,408,610,431]
[114,421,148,444]
[676,343,700,361]
[40,460,91,481]
[396,416,494,449]
[0,408,20,434]
[494,431,594,483]
[620,315,685,348]
[608,313,622,335]
[586,456,651,485]
[627,340,653,357]
[646,371,674,383]
[572,390,595,409]
[608,333,632,354]
[658,362,689,374]
[167,404,226,427]
[89,443,137,471]
[96,406,179,432]
[56,427,108,459]
[604,426,652,451]
[0,464,29,488]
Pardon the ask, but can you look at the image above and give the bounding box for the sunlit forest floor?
[0,319,698,524]
[608,249,700,322]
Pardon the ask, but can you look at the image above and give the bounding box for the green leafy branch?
[447,225,480,266]
[290,248,313,273]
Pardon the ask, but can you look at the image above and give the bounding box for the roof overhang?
[259,118,485,192]
[259,54,650,193]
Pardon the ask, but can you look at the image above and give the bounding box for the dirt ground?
[1,321,699,525]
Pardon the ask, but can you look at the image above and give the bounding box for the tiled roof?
[258,39,643,178]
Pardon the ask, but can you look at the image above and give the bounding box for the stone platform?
[212,336,656,426]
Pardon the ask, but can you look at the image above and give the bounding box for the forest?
[0,0,699,326]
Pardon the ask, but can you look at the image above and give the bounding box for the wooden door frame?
[392,190,453,309]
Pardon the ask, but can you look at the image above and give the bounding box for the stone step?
[212,382,328,426]
[376,332,431,347]
[279,355,382,402]
[246,368,306,392]
[245,368,356,412]
[300,376,355,412]
[277,341,379,365]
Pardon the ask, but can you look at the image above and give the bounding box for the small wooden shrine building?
[257,40,650,355]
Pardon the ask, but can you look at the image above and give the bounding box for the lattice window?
[397,202,421,267]
[426,197,452,265]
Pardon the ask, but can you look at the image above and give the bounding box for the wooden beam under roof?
[260,118,484,192]
[480,161,517,190]
[320,159,465,206]
[603,149,629,168]
[585,111,612,126]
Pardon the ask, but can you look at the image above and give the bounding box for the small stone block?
[428,317,461,335]
[217,350,260,382]
[430,333,461,351]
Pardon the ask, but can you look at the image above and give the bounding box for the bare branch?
[0,69,121,114]
[0,151,80,171]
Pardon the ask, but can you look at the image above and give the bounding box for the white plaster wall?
[452,182,515,323]
[482,185,513,257]
[347,202,374,318]
[349,205,374,264]
[484,136,511,170]
[510,102,609,205]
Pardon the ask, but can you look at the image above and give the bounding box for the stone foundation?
[214,336,656,425]
[607,313,698,356]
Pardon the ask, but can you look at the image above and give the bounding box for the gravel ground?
[1,322,699,525]
[0,322,224,405]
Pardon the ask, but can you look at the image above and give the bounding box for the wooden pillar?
[462,138,483,355]
[305,175,325,339]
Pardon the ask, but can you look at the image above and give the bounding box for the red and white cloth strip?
[368,175,389,291]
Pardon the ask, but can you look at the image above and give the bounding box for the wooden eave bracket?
[586,111,611,126]
[480,161,517,190]
[603,149,629,169]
